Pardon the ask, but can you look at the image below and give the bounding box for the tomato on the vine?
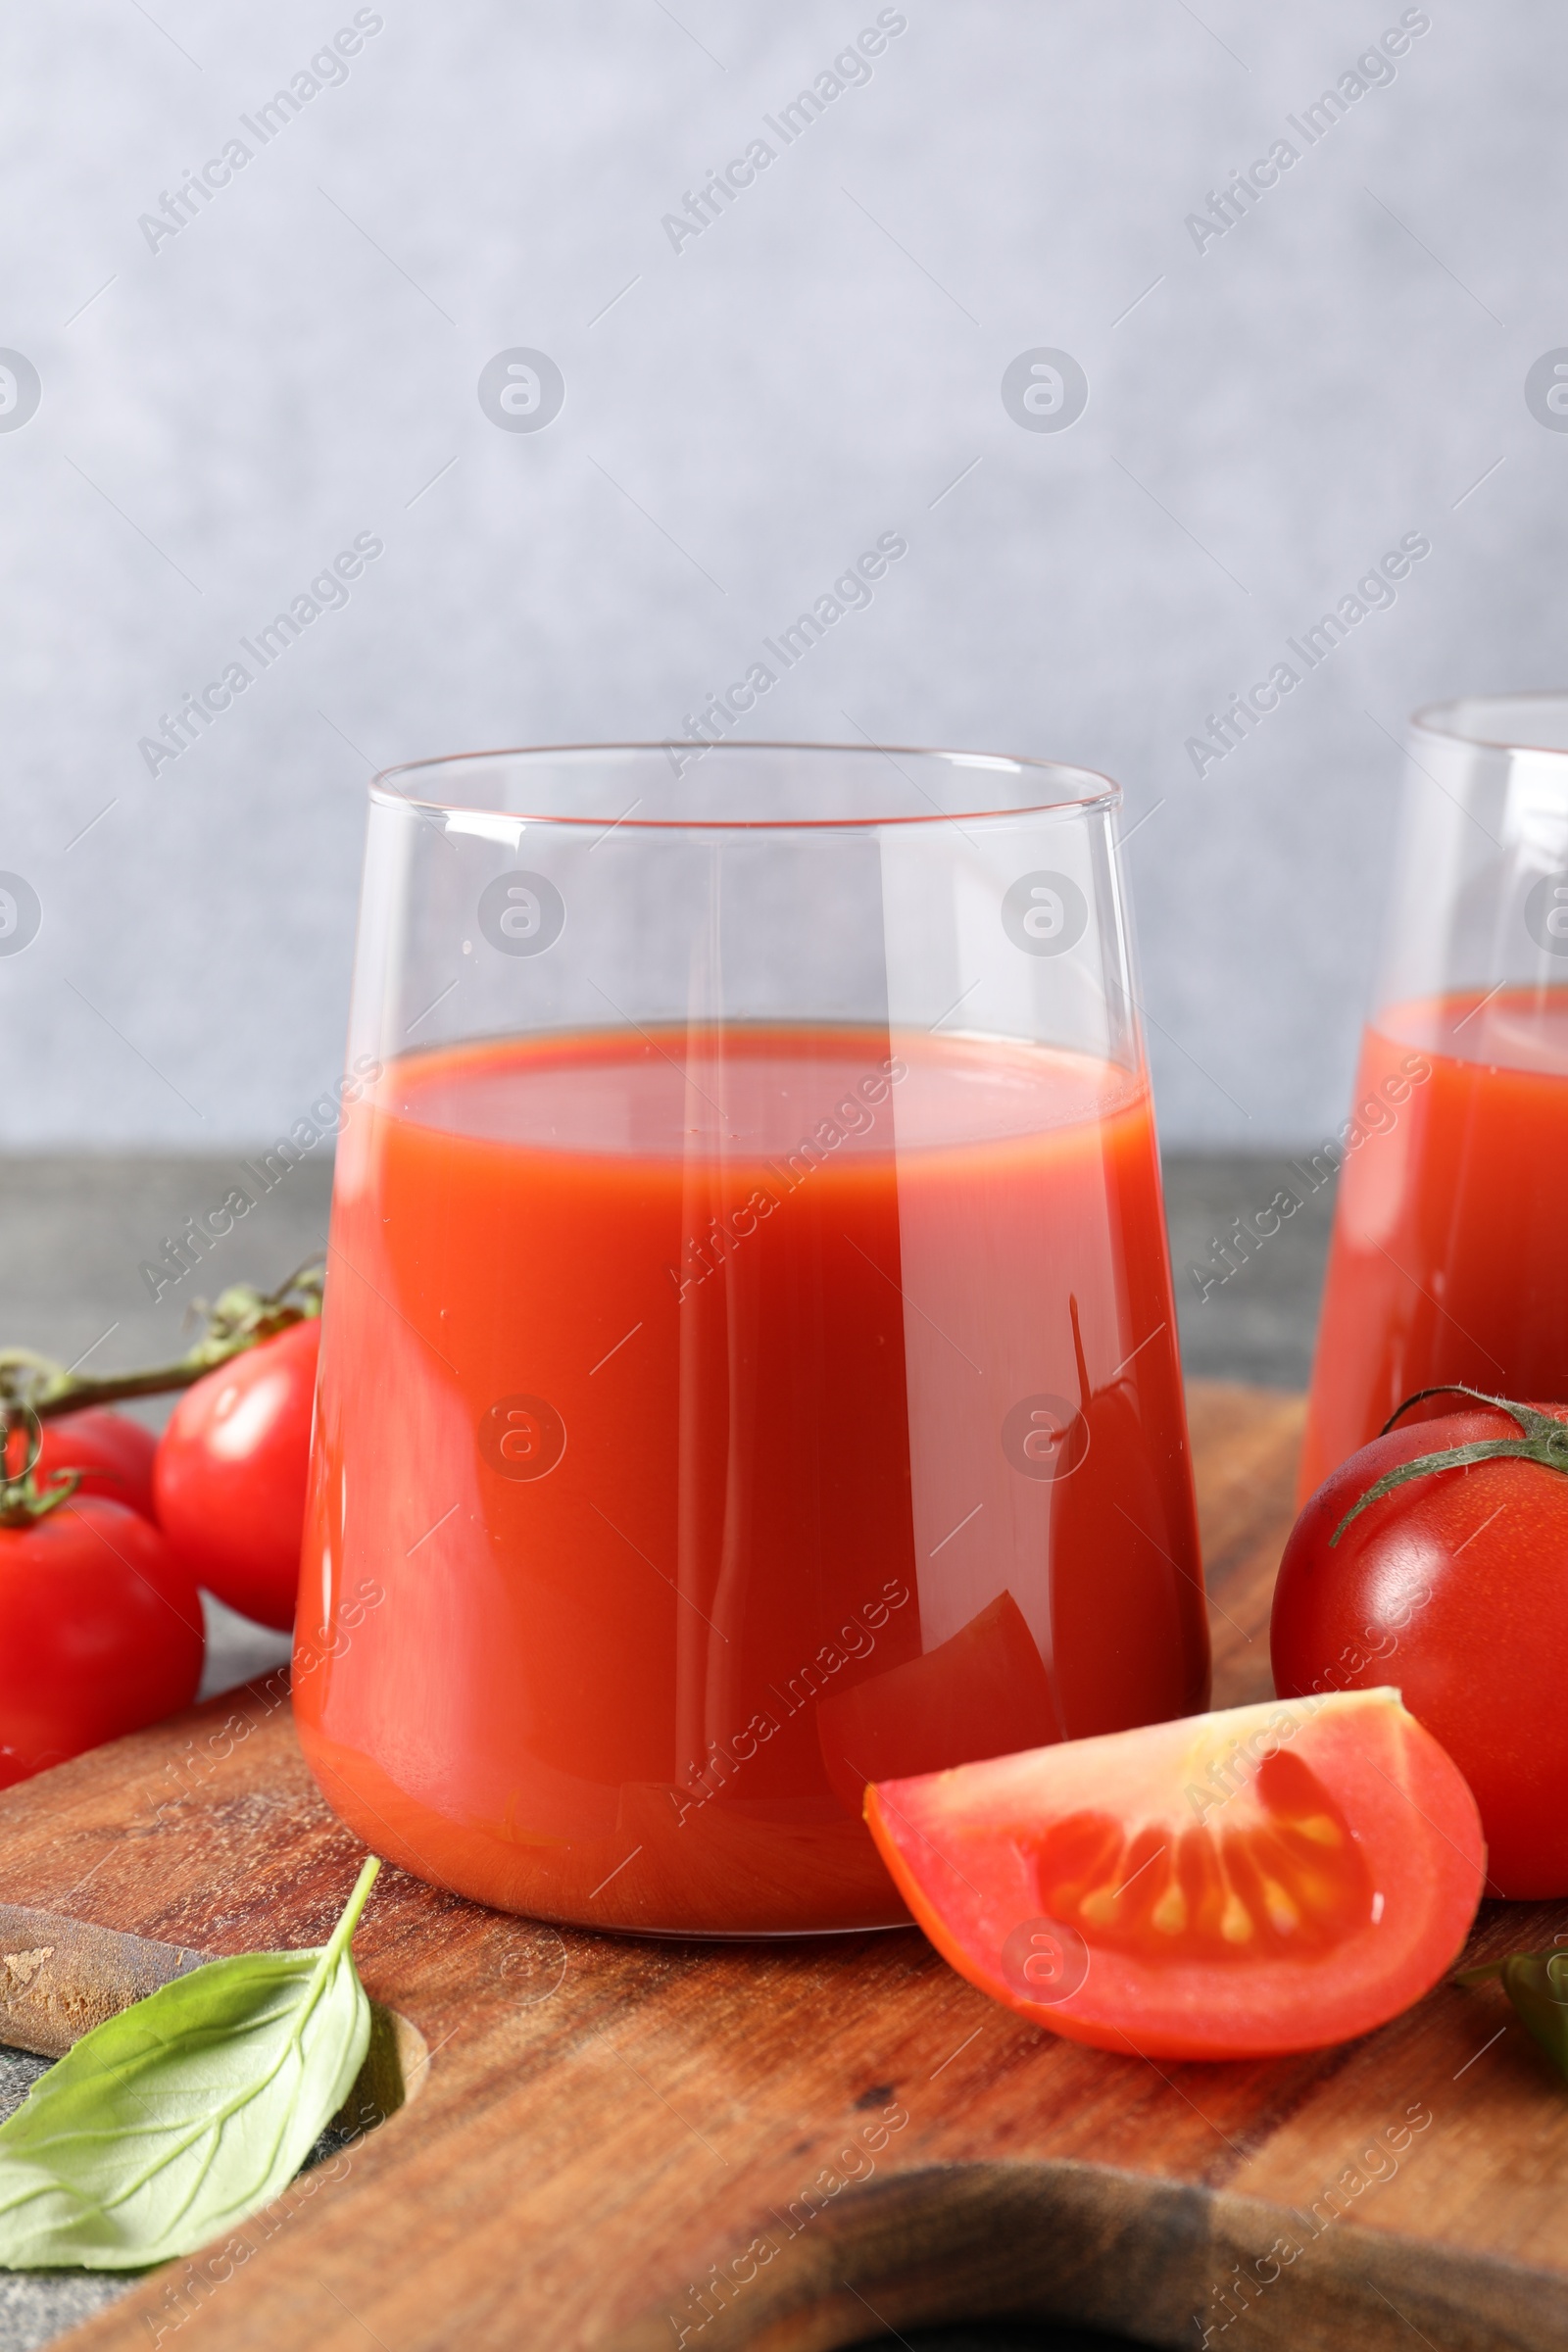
[153,1317,320,1631]
[21,1408,158,1522]
[1272,1392,1568,1899]
[0,1495,204,1788]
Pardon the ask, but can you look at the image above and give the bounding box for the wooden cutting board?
[4,1382,1566,2352]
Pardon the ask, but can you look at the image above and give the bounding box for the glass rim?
[1411,692,1568,758]
[368,740,1122,830]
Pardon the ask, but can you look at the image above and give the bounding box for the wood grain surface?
[1,1381,1564,2352]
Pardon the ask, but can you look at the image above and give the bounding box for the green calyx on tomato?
[0,1261,323,1425]
[0,1408,81,1529]
[1330,1385,1568,1547]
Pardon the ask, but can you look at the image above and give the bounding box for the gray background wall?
[1,0,1562,1148]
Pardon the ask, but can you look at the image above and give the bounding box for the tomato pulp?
[296,1026,1206,1934]
[866,1691,1485,2059]
[1301,989,1568,1495]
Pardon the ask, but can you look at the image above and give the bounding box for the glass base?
[581,1918,916,1943]
[297,1723,917,1938]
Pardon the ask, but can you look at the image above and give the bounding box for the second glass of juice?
[296,744,1208,1935]
[1302,695,1568,1494]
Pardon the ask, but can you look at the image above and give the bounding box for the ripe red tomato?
[153,1318,320,1631]
[0,1497,205,1788]
[1272,1396,1568,1898]
[865,1690,1482,2059]
[20,1408,158,1522]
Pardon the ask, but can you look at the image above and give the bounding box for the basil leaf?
[1457,1945,1568,2082]
[0,1854,380,2269]
[1497,1950,1568,2081]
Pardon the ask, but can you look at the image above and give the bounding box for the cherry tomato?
[1272,1398,1568,1898]
[153,1318,320,1631]
[0,1496,204,1788]
[865,1690,1482,2059]
[16,1408,158,1522]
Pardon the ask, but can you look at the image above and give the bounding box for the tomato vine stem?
[1329,1385,1568,1547]
[0,1261,324,1425]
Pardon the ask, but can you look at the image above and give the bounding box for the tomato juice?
[1301,988,1568,1496]
[296,1023,1207,1934]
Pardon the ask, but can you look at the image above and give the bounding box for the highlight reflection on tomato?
[866,1690,1483,2060]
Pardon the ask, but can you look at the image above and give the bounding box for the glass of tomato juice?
[295,745,1209,1935]
[1302,695,1568,1494]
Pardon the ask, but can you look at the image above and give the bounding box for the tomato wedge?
[865,1690,1483,2059]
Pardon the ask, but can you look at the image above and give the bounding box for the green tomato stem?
[1329,1386,1568,1547]
[0,1405,84,1527]
[0,1262,324,1424]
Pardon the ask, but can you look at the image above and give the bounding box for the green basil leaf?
[0,1854,381,2270]
[1497,1950,1568,2082]
[1457,1945,1568,2082]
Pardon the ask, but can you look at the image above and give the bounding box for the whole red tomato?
[0,1496,205,1788]
[1271,1394,1568,1898]
[17,1408,158,1521]
[153,1318,320,1631]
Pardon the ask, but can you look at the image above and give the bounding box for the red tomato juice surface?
[1300,988,1568,1498]
[296,1024,1208,1934]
